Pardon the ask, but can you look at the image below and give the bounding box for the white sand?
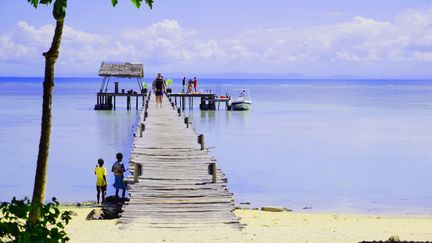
[64,207,432,243]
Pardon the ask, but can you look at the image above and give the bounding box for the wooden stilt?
[182,96,186,111]
[208,163,217,183]
[184,117,189,128]
[114,95,116,110]
[140,123,145,137]
[197,134,205,150]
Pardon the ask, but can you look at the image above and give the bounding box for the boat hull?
[231,101,252,110]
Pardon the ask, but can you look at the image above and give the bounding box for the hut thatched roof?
[98,62,143,78]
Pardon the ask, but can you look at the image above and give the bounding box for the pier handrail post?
[133,162,139,183]
[140,123,145,137]
[197,134,205,150]
[184,117,189,128]
[208,163,217,183]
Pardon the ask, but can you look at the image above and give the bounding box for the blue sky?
[1,0,432,78]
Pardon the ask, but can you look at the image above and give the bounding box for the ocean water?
[1,77,431,215]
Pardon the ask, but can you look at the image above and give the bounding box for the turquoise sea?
[1,77,431,215]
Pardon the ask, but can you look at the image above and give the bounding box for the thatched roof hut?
[98,62,143,78]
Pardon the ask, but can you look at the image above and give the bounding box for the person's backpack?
[155,78,163,90]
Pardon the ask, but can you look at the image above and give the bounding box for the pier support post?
[184,117,189,128]
[136,95,138,110]
[113,95,116,110]
[182,96,186,111]
[115,82,119,94]
[208,163,217,183]
[197,134,205,150]
[140,123,145,137]
[133,162,142,183]
[127,96,131,110]
[144,111,148,121]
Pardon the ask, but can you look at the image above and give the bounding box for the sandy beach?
[63,207,432,243]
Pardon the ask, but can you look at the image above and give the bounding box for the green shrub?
[0,197,73,242]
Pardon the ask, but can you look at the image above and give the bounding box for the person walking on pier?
[152,73,166,108]
[94,158,107,205]
[182,77,186,93]
[112,153,126,200]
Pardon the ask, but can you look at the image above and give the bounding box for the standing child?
[112,152,126,200]
[94,158,107,205]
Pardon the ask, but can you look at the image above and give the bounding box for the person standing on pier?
[182,77,186,93]
[187,79,193,93]
[152,73,166,108]
[194,77,198,92]
[112,153,126,200]
[94,158,107,205]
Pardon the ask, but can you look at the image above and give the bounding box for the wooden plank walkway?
[120,94,242,229]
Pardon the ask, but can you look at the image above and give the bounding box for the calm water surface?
[1,77,431,215]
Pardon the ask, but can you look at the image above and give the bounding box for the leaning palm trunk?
[29,17,64,222]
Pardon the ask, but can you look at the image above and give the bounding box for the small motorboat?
[230,89,252,110]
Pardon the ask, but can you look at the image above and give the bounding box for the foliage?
[27,0,68,19]
[27,0,154,16]
[0,197,73,243]
[112,0,153,8]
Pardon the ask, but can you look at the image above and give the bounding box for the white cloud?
[2,6,432,76]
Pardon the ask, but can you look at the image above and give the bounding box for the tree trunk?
[30,17,64,222]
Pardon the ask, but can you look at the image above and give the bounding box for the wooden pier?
[120,94,242,229]
[96,92,147,110]
[168,93,231,111]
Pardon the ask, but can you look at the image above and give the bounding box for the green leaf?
[111,0,118,7]
[130,0,153,9]
[40,0,53,5]
[145,0,153,9]
[27,0,39,8]
[131,0,141,8]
